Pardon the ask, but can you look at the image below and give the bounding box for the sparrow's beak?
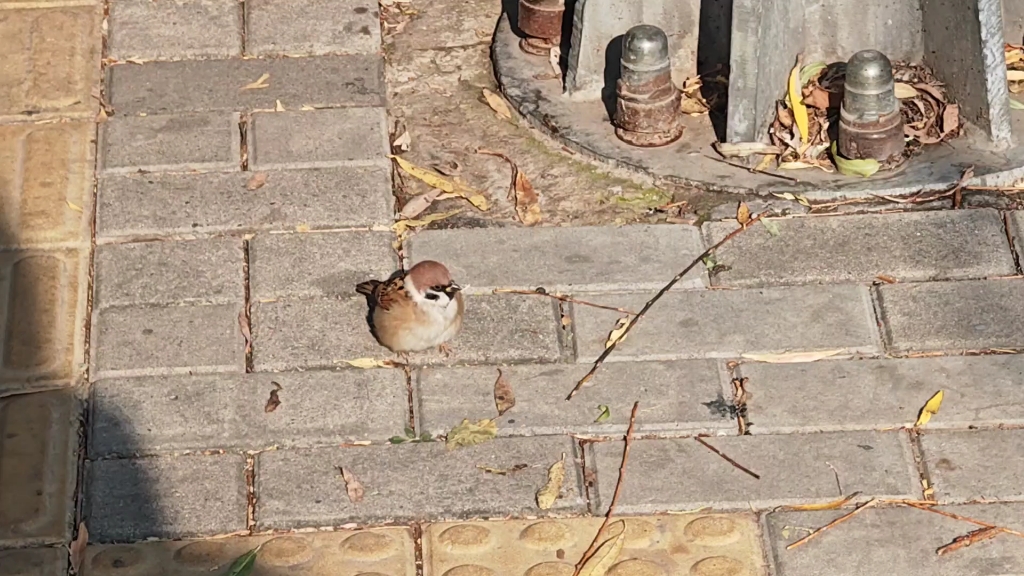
[443,282,462,296]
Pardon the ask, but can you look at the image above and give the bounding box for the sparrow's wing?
[356,277,407,312]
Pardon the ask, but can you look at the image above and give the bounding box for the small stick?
[786,499,879,550]
[964,185,1024,193]
[936,526,1001,556]
[493,288,638,315]
[704,154,801,183]
[566,213,770,400]
[695,436,760,480]
[952,165,975,209]
[900,501,1024,539]
[572,401,639,576]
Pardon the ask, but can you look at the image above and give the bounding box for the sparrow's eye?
[423,292,440,301]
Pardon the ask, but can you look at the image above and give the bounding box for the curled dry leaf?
[741,349,846,364]
[941,103,960,138]
[736,202,751,225]
[392,210,462,237]
[493,369,516,416]
[264,381,282,413]
[788,56,810,143]
[513,169,542,226]
[446,418,498,450]
[578,520,626,576]
[915,390,944,427]
[482,88,513,120]
[339,466,365,503]
[778,492,861,511]
[238,310,252,354]
[894,82,919,99]
[713,141,783,158]
[245,172,268,191]
[478,463,528,475]
[398,188,442,219]
[605,317,630,349]
[594,404,611,423]
[343,358,390,369]
[536,453,566,510]
[240,73,270,90]
[70,522,88,574]
[875,274,899,284]
[390,155,489,211]
[802,86,832,110]
[392,130,412,152]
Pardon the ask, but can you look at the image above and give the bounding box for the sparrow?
[355,260,465,357]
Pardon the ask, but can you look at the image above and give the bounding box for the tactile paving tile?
[423,513,766,576]
[81,527,415,576]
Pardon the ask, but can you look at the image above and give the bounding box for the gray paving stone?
[96,166,393,239]
[0,390,79,547]
[0,548,67,576]
[256,436,584,528]
[246,0,381,56]
[573,285,880,361]
[416,360,734,436]
[89,370,408,457]
[704,209,1017,287]
[588,431,918,512]
[85,454,247,541]
[740,355,1024,433]
[94,238,244,308]
[877,279,1024,352]
[250,231,396,300]
[108,0,241,61]
[107,55,385,115]
[766,504,1024,576]
[99,112,240,173]
[919,429,1024,503]
[252,295,563,371]
[249,109,389,169]
[406,224,706,293]
[387,0,497,51]
[91,304,245,378]
[1011,210,1024,261]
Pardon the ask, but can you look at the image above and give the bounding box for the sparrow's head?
[405,260,462,307]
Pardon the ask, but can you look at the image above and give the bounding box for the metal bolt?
[837,49,904,161]
[613,25,684,147]
[518,0,564,55]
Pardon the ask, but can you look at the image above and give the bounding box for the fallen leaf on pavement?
[770,192,811,206]
[788,56,810,143]
[389,155,489,211]
[779,492,862,511]
[274,99,285,112]
[398,188,442,219]
[713,141,783,158]
[245,172,268,191]
[536,453,566,510]
[937,526,1001,556]
[761,218,781,237]
[392,210,462,237]
[875,274,899,284]
[605,317,630,349]
[741,349,846,364]
[513,169,542,225]
[802,86,832,110]
[69,522,88,574]
[238,310,252,354]
[66,200,84,213]
[343,358,390,369]
[894,83,919,99]
[594,404,610,423]
[832,142,880,177]
[240,73,270,90]
[227,546,261,576]
[478,463,528,475]
[264,381,282,413]
[493,369,516,416]
[915,390,944,427]
[392,130,412,152]
[578,520,626,576]
[736,202,751,225]
[339,466,365,503]
[482,88,513,120]
[446,418,498,450]
[940,103,960,137]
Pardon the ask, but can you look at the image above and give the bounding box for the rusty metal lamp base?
[519,37,558,55]
[614,124,685,147]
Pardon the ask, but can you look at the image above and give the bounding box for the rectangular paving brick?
[108,0,242,61]
[256,436,584,528]
[406,224,706,293]
[85,453,247,542]
[89,370,408,457]
[573,285,880,361]
[416,360,734,436]
[0,122,94,247]
[1012,210,1024,262]
[99,112,240,173]
[704,209,1017,287]
[920,429,1024,503]
[252,295,564,370]
[91,304,245,378]
[767,504,1024,576]
[740,355,1024,433]
[588,431,918,512]
[0,249,86,387]
[877,279,1024,352]
[94,238,244,308]
[249,109,389,169]
[0,390,79,547]
[96,166,393,239]
[107,54,385,115]
[250,231,396,300]
[0,5,102,120]
[0,547,67,576]
[246,0,381,56]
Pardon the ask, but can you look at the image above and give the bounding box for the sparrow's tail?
[355,280,381,297]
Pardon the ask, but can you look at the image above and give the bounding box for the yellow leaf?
[389,155,456,193]
[778,161,833,173]
[578,521,626,576]
[481,88,513,120]
[241,73,270,90]
[788,57,809,143]
[274,99,285,112]
[392,209,462,237]
[452,188,491,211]
[915,390,944,427]
[535,453,565,510]
[605,317,630,349]
[66,200,84,213]
[754,153,777,172]
[894,83,919,99]
[736,202,751,225]
[779,492,862,511]
[446,418,498,450]
[741,349,846,364]
[831,142,880,177]
[343,358,388,369]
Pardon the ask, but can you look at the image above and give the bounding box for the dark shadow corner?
[697,0,733,141]
[601,35,625,120]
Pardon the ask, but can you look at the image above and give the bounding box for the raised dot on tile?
[90,546,148,575]
[439,524,493,552]
[683,516,741,546]
[260,535,314,566]
[519,521,574,549]
[172,540,227,569]
[524,561,575,576]
[341,532,397,560]
[443,565,496,576]
[621,519,658,547]
[607,558,668,576]
[689,556,747,576]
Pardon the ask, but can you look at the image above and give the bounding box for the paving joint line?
[242,237,254,373]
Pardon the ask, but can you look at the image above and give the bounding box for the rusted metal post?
[518,0,565,55]
[613,24,684,147]
[837,49,905,161]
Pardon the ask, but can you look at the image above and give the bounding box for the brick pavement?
[3,0,1024,575]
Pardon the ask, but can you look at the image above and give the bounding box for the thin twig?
[786,499,879,550]
[566,213,770,400]
[493,288,638,315]
[573,401,639,576]
[900,501,1024,539]
[964,185,1024,194]
[952,165,975,209]
[695,436,760,480]
[936,526,1001,556]
[704,154,800,183]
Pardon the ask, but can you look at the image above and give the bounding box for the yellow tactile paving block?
[82,528,416,576]
[423,514,766,576]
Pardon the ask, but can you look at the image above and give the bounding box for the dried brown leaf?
[70,522,88,574]
[398,188,442,219]
[493,369,516,416]
[392,130,412,152]
[513,169,542,226]
[238,310,252,354]
[802,86,832,110]
[264,382,282,413]
[482,88,513,120]
[245,172,268,191]
[605,317,630,349]
[536,453,566,510]
[339,466,365,503]
[736,202,751,225]
[477,463,528,475]
[875,274,899,284]
[913,82,946,103]
[941,103,960,138]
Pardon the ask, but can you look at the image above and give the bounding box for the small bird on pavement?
[355,260,464,358]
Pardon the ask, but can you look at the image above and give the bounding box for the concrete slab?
[0,548,67,576]
[99,112,240,173]
[919,429,1024,503]
[107,0,241,61]
[246,0,381,56]
[249,109,389,169]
